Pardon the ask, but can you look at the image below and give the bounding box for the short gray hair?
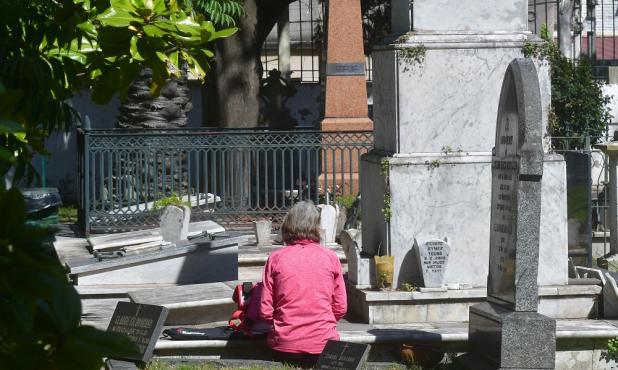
[281,201,321,244]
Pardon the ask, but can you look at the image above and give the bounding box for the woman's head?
[281,201,321,245]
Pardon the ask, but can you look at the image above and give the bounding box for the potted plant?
[374,255,394,290]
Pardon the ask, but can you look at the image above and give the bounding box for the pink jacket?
[260,239,347,354]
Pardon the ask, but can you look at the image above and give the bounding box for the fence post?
[586,135,593,267]
[83,129,91,237]
[586,0,597,62]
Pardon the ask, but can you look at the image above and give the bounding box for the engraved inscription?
[106,302,168,362]
[109,315,155,354]
[325,63,365,76]
[488,110,519,305]
[420,241,448,274]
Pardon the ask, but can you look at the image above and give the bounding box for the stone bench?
[152,319,618,368]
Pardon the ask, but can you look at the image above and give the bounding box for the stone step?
[128,281,240,325]
[152,319,618,367]
[237,242,346,267]
[66,235,241,285]
[347,283,603,324]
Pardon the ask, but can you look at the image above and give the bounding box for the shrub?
[523,25,612,149]
[152,193,191,211]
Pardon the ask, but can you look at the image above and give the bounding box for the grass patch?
[58,204,78,223]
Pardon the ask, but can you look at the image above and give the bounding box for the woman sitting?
[260,201,347,368]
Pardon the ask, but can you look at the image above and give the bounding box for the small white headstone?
[180,206,190,240]
[414,234,450,288]
[341,229,371,286]
[160,205,190,243]
[318,204,337,244]
[253,220,272,247]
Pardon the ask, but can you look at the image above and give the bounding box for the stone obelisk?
[319,0,373,196]
[321,0,372,132]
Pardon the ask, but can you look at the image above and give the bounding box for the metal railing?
[77,128,373,235]
[529,0,618,79]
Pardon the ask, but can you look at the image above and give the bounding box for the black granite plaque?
[106,301,169,363]
[565,152,592,266]
[325,63,365,76]
[314,340,370,370]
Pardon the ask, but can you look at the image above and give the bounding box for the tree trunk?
[203,0,292,128]
[116,68,193,199]
[118,67,192,129]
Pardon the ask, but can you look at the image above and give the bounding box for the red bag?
[228,282,271,338]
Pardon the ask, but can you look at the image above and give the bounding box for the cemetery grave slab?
[346,282,600,324]
[88,220,226,251]
[67,233,241,285]
[128,281,237,325]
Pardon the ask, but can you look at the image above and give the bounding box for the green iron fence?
[77,128,373,235]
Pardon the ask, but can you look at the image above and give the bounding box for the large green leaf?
[143,24,165,37]
[151,20,178,33]
[46,48,88,65]
[77,20,97,37]
[118,58,140,99]
[98,7,143,28]
[168,50,179,68]
[97,26,132,52]
[153,0,166,14]
[198,21,238,42]
[211,26,238,39]
[129,36,145,60]
[171,14,201,36]
[110,0,138,13]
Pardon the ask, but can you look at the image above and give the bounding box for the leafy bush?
[152,193,191,211]
[523,25,612,149]
[1,0,239,186]
[0,188,138,369]
[336,193,358,209]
